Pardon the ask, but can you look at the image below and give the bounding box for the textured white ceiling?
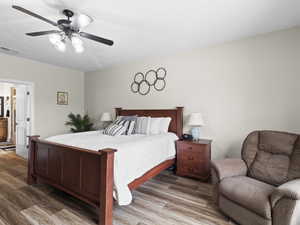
[0,0,299,71]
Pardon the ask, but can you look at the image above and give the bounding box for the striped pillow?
[103,123,126,136]
[135,117,151,134]
[114,117,136,135]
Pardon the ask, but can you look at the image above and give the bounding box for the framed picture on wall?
[57,92,68,105]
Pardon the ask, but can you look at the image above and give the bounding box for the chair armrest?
[271,179,300,206]
[211,158,248,183]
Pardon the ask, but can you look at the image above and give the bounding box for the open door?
[15,85,31,158]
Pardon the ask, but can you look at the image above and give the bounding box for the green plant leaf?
[65,113,94,133]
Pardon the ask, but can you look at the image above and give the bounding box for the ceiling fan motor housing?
[63,9,74,19]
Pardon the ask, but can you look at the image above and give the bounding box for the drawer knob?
[188,156,194,160]
[188,147,192,150]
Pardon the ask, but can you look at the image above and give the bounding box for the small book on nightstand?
[176,139,212,181]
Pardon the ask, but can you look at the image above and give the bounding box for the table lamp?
[101,112,112,128]
[187,113,204,141]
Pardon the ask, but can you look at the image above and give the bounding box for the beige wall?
[85,27,300,159]
[0,53,84,138]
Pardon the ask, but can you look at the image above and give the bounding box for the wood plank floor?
[0,151,236,225]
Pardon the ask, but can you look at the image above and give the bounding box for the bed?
[27,107,183,225]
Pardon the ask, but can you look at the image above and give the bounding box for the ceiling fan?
[12,5,114,53]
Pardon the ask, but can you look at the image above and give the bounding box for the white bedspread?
[46,131,178,205]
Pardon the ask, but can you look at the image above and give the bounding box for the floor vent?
[0,46,19,55]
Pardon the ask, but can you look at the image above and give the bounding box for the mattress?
[46,131,178,205]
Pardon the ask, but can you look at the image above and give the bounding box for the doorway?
[0,80,33,158]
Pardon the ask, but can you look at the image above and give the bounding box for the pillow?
[149,117,172,135]
[135,117,151,134]
[160,117,172,133]
[114,116,137,135]
[118,115,137,121]
[103,123,126,136]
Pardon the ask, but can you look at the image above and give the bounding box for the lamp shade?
[187,113,204,127]
[100,112,112,122]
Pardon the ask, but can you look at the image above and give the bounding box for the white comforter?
[46,131,178,205]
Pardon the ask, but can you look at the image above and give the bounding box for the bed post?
[115,107,122,117]
[99,149,117,225]
[176,107,184,138]
[27,135,40,185]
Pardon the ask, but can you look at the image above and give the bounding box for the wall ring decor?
[145,70,157,86]
[138,80,151,95]
[130,67,167,95]
[156,67,167,79]
[134,72,144,83]
[154,79,166,91]
[130,82,139,93]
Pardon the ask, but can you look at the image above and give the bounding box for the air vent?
[0,46,19,55]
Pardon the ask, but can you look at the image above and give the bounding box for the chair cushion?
[249,151,290,185]
[219,176,274,219]
[242,131,300,186]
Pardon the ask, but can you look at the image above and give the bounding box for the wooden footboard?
[27,136,116,225]
[27,107,183,225]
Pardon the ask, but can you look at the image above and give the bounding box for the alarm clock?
[181,133,193,141]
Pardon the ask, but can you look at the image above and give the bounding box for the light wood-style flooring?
[0,151,235,225]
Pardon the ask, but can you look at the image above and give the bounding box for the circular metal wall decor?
[130,82,139,93]
[154,79,166,91]
[130,67,167,95]
[156,67,167,79]
[139,80,151,95]
[134,72,144,83]
[145,70,157,86]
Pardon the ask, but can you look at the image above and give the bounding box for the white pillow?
[148,118,161,135]
[135,117,151,134]
[160,117,172,133]
[149,117,171,135]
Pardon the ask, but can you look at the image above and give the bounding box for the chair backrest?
[242,130,300,186]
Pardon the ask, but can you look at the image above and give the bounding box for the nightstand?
[176,139,211,180]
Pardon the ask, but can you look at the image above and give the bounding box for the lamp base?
[191,127,200,141]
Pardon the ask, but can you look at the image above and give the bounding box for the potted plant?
[65,113,94,133]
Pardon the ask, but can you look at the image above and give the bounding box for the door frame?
[0,79,34,156]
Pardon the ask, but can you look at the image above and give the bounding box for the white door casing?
[16,84,31,158]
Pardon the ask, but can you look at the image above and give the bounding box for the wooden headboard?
[115,107,183,137]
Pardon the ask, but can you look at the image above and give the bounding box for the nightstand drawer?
[180,151,204,163]
[177,164,207,177]
[177,142,206,154]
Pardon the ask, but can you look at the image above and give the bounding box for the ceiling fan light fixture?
[49,33,66,52]
[71,35,83,46]
[12,5,114,54]
[71,35,84,53]
[49,33,62,45]
[54,41,66,52]
[54,39,66,52]
[75,14,93,28]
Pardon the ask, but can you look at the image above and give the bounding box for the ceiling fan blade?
[79,32,113,46]
[12,5,57,27]
[26,30,60,36]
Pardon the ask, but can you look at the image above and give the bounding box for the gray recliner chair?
[211,131,300,225]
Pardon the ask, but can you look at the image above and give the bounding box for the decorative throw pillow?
[103,123,126,136]
[135,117,151,134]
[114,116,137,135]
